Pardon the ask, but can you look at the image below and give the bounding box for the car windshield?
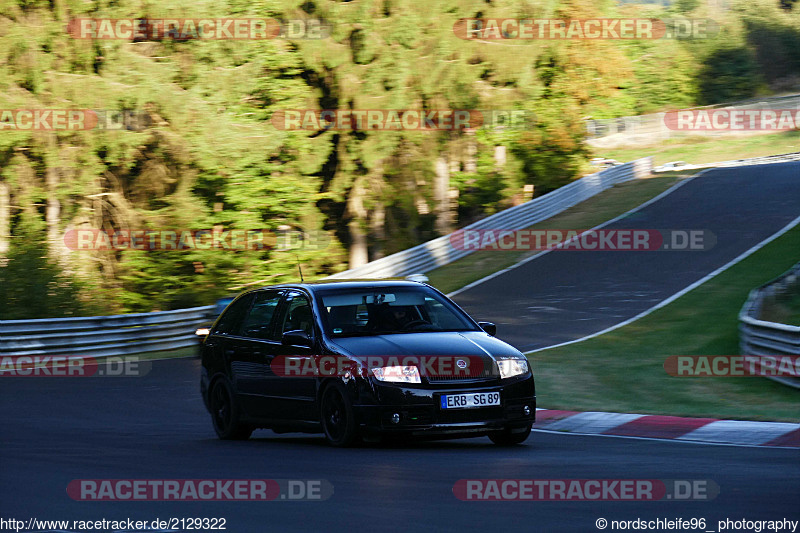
[317,286,478,337]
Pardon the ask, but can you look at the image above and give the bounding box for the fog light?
[523,405,531,416]
[391,413,401,424]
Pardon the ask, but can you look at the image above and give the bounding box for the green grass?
[595,130,800,167]
[528,225,800,422]
[426,175,682,294]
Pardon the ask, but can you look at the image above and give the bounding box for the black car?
[200,280,535,446]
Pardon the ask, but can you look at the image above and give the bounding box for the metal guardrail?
[0,158,651,358]
[739,263,800,389]
[0,306,213,358]
[711,151,800,168]
[329,157,653,279]
[586,93,800,141]
[652,151,800,173]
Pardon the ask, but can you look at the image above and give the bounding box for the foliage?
[0,0,798,316]
[0,218,86,319]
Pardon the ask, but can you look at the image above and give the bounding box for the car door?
[233,289,285,419]
[270,290,318,421]
[203,293,253,404]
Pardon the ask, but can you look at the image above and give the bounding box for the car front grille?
[425,356,497,383]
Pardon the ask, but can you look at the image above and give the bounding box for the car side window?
[240,290,284,340]
[279,292,314,337]
[212,294,253,336]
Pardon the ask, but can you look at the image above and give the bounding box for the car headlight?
[497,357,529,379]
[371,366,421,384]
[195,328,210,336]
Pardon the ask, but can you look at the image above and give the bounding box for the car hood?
[327,331,522,361]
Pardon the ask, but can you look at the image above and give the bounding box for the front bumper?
[352,374,535,437]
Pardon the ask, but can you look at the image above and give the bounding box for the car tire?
[320,382,358,447]
[488,423,532,446]
[209,378,253,440]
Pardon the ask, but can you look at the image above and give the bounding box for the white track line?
[525,212,800,354]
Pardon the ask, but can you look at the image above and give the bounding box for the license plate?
[440,392,500,409]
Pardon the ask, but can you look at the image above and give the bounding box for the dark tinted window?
[212,294,252,335]
[423,296,470,329]
[278,291,314,336]
[240,290,284,340]
[318,286,477,337]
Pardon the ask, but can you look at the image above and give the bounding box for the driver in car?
[372,304,414,331]
[390,306,411,327]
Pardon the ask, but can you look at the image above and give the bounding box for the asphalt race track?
[2,359,798,532]
[452,162,800,351]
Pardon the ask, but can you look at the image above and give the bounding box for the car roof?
[245,279,427,295]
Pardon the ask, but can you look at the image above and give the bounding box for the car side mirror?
[478,321,496,336]
[282,329,313,348]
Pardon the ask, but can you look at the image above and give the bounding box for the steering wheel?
[401,319,431,331]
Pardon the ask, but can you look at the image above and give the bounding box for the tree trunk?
[434,155,451,234]
[0,181,9,257]
[494,145,506,168]
[46,134,62,262]
[347,178,369,268]
[370,202,385,260]
[465,131,477,173]
[46,184,61,256]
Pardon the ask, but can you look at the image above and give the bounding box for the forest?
[0,0,798,318]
